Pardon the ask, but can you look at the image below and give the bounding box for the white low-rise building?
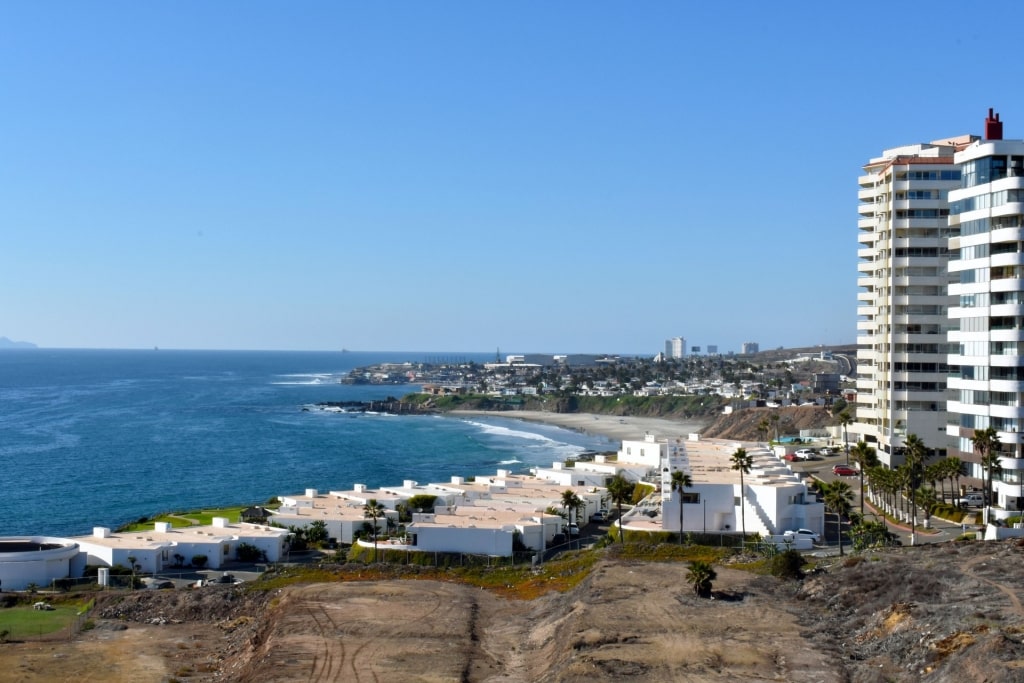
[405,505,550,556]
[0,537,80,591]
[623,434,825,538]
[69,518,291,574]
[274,489,395,544]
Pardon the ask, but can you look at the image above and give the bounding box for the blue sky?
[3,2,1022,354]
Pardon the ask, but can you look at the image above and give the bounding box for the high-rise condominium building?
[665,337,685,359]
[856,133,976,467]
[741,342,759,355]
[946,110,1024,512]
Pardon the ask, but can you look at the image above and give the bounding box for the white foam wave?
[461,420,559,445]
[272,373,336,386]
[497,458,522,465]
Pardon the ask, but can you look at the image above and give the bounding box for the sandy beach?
[449,409,713,445]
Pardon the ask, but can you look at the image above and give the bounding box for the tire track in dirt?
[304,601,341,683]
[964,554,1024,616]
[238,581,464,683]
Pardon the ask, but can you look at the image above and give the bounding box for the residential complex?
[0,431,825,590]
[855,133,973,466]
[946,112,1024,515]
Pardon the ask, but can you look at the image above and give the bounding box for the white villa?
[616,434,825,540]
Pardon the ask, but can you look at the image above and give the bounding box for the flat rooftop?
[670,439,802,487]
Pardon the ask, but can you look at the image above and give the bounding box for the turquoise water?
[0,349,616,537]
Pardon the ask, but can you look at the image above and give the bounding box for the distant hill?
[0,336,37,349]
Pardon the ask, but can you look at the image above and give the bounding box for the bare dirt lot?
[3,540,1024,683]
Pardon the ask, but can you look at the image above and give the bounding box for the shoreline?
[448,409,713,445]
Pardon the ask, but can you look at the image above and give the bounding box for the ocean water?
[0,349,616,537]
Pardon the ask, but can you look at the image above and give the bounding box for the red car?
[833,464,857,476]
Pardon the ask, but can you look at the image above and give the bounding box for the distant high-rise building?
[946,110,1024,512]
[665,337,685,359]
[741,342,759,355]
[707,345,718,355]
[855,132,975,466]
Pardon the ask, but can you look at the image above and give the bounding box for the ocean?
[0,349,616,538]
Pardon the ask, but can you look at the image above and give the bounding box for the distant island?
[0,336,37,349]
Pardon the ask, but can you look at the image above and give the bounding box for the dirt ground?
[3,539,1024,683]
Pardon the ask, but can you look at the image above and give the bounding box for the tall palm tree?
[606,473,633,544]
[362,499,386,562]
[944,456,963,506]
[837,410,853,465]
[670,470,693,544]
[757,418,771,444]
[730,447,754,546]
[903,433,927,546]
[560,490,582,543]
[973,426,1002,521]
[821,480,853,556]
[848,441,878,518]
[769,413,781,442]
[915,487,939,529]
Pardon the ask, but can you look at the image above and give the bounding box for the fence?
[0,598,95,643]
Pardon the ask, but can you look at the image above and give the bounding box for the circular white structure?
[0,537,80,591]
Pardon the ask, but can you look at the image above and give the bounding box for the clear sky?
[3,2,1022,354]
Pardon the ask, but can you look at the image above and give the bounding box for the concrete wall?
[413,525,515,556]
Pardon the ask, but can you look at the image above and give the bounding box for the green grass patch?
[0,601,88,639]
[117,504,281,532]
[612,542,732,564]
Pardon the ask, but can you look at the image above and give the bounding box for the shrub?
[770,550,805,580]
[235,542,266,563]
[191,554,208,568]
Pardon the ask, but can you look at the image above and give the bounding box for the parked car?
[963,492,987,506]
[591,511,606,523]
[783,528,820,543]
[795,449,816,460]
[783,453,799,462]
[566,523,580,536]
[832,464,857,476]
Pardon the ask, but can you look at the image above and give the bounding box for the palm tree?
[973,426,1002,522]
[686,560,717,598]
[821,480,853,556]
[670,470,693,544]
[915,487,939,529]
[757,418,771,444]
[903,433,927,546]
[848,441,878,517]
[730,447,754,546]
[362,499,386,562]
[944,456,963,506]
[560,490,582,543]
[606,473,633,544]
[769,413,781,442]
[837,410,853,465]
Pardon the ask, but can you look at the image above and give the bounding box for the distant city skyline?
[3,2,1021,353]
